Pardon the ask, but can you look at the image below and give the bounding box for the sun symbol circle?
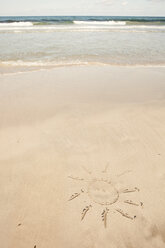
[68,166,141,228]
[88,179,119,205]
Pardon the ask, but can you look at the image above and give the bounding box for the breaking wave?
[73,21,126,25]
[0,22,33,27]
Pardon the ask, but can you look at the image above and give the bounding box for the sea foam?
[73,21,126,25]
[0,22,33,27]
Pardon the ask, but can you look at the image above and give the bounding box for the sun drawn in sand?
[68,164,143,228]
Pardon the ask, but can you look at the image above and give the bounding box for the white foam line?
[73,20,126,25]
[0,25,165,31]
[0,22,33,27]
[0,60,90,68]
[1,60,165,72]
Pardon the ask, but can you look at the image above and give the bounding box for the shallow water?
[0,16,165,69]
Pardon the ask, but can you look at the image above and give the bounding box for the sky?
[0,0,165,16]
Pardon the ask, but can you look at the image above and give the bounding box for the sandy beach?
[0,65,165,248]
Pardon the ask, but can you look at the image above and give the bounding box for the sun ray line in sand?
[101,162,110,173]
[116,208,135,220]
[81,205,92,221]
[101,208,109,228]
[68,189,84,201]
[122,187,140,193]
[68,165,142,228]
[124,200,139,206]
[81,165,92,175]
[68,175,85,181]
[116,170,132,177]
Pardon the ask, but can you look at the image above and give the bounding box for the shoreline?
[1,63,165,76]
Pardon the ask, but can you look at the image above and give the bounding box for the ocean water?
[0,16,165,71]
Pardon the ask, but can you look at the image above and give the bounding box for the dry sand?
[0,65,165,248]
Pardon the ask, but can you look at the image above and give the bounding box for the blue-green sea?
[0,16,165,70]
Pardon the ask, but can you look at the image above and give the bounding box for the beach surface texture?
[0,65,165,248]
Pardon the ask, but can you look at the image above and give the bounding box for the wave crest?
[0,22,33,27]
[73,21,126,25]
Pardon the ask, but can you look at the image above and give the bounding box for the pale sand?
[0,66,165,248]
